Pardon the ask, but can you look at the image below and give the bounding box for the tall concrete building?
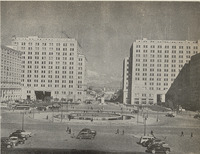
[165,53,200,111]
[0,45,22,102]
[11,36,86,102]
[123,38,200,105]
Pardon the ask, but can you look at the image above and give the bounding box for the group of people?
[181,131,193,137]
[66,127,72,134]
[116,129,124,135]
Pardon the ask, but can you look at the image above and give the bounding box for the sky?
[1,1,200,82]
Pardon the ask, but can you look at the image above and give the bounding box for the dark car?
[165,113,175,117]
[146,143,170,154]
[145,138,165,147]
[1,137,13,148]
[9,133,26,143]
[76,128,96,139]
[80,128,96,136]
[9,136,20,146]
[37,106,47,111]
[193,114,200,119]
[76,132,95,139]
[15,129,32,137]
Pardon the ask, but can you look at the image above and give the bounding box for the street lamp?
[143,113,148,136]
[21,111,25,130]
[61,103,63,122]
[137,107,139,124]
[157,111,159,122]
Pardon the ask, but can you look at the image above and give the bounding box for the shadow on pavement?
[2,148,148,154]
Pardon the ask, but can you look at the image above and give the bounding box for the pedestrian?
[116,129,119,134]
[69,128,71,134]
[66,126,69,132]
[46,115,48,120]
[151,130,154,135]
[181,131,184,137]
[191,132,193,137]
[122,130,124,135]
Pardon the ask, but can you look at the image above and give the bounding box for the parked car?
[193,114,200,119]
[1,137,13,148]
[76,128,96,139]
[146,143,170,154]
[165,113,175,117]
[9,133,26,143]
[15,129,32,138]
[10,132,27,140]
[9,137,20,146]
[76,132,95,139]
[79,128,97,136]
[138,136,155,145]
[147,139,165,148]
[36,106,47,111]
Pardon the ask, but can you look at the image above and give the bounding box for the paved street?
[1,107,200,154]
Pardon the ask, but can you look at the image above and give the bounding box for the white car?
[139,136,155,145]
[15,130,32,137]
[9,137,19,146]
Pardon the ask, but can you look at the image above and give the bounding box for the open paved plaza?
[1,102,200,154]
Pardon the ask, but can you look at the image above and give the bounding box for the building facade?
[11,36,86,102]
[122,57,131,104]
[165,53,200,111]
[0,45,22,102]
[123,38,200,105]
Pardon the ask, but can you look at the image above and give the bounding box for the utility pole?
[32,108,34,119]
[22,112,25,130]
[157,111,159,122]
[61,103,63,122]
[143,113,148,136]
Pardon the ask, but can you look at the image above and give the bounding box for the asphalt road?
[1,109,200,154]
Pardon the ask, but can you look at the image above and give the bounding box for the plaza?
[1,102,200,154]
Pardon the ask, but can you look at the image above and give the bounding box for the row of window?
[136,54,193,58]
[23,61,78,65]
[20,46,75,51]
[21,70,83,75]
[18,42,75,47]
[136,45,198,49]
[24,84,82,88]
[135,59,188,64]
[26,51,75,56]
[135,63,184,68]
[23,79,82,83]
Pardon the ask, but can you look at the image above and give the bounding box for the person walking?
[122,130,124,135]
[116,129,119,134]
[191,132,193,137]
[181,131,184,137]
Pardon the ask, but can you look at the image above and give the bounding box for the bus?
[14,105,30,110]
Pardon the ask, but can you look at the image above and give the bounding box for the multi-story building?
[0,45,22,102]
[165,53,200,111]
[123,38,200,105]
[122,57,131,104]
[11,36,86,102]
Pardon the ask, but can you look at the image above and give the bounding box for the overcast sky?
[1,1,200,80]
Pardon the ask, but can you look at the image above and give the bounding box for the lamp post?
[61,103,63,122]
[143,113,148,136]
[21,111,25,130]
[137,107,139,124]
[157,111,159,122]
[32,108,34,119]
